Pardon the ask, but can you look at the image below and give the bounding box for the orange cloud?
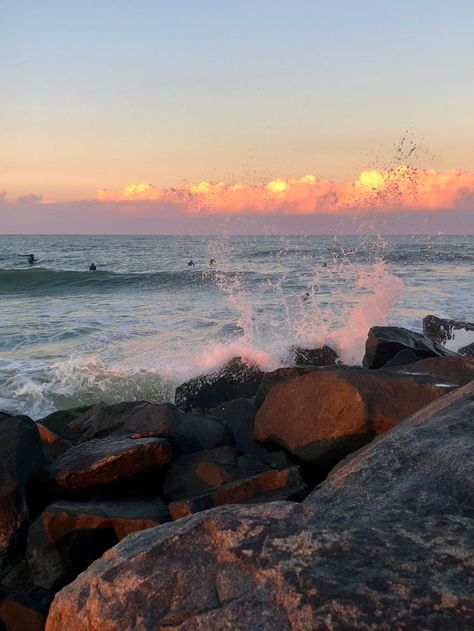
[96,167,474,215]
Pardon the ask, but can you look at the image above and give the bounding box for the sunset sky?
[1,0,474,233]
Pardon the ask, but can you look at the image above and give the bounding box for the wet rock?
[392,355,474,386]
[0,411,12,421]
[163,446,272,501]
[423,314,474,347]
[363,325,455,368]
[169,466,307,519]
[381,348,420,367]
[0,415,49,582]
[291,344,338,366]
[39,405,94,442]
[459,342,474,357]
[28,498,169,591]
[37,425,72,460]
[175,357,264,411]
[0,586,46,631]
[68,402,234,455]
[45,383,474,631]
[208,398,260,452]
[52,436,172,490]
[254,368,447,468]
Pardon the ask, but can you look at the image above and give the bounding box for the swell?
[0,268,247,295]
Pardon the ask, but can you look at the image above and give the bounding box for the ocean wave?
[0,267,247,295]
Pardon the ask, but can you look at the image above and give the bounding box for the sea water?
[0,234,472,419]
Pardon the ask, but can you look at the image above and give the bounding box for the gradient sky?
[1,0,473,233]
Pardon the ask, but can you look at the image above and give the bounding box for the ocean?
[0,234,472,419]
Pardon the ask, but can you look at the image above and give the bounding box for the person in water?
[209,258,216,266]
[89,263,97,271]
[187,260,195,266]
[27,254,36,265]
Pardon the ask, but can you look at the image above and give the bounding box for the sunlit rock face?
[45,382,474,631]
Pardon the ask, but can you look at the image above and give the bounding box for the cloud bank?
[1,168,474,234]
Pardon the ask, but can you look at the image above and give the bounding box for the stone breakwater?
[0,317,473,630]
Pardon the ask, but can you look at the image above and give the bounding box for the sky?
[1,0,474,233]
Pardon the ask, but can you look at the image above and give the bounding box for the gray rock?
[45,383,474,631]
[423,314,474,346]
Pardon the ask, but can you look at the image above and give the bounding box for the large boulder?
[163,445,272,501]
[363,325,454,368]
[51,436,172,490]
[459,342,474,357]
[423,314,474,348]
[0,416,49,582]
[45,383,474,630]
[255,366,317,408]
[39,405,94,442]
[175,357,264,411]
[208,398,260,452]
[28,498,169,592]
[169,466,307,519]
[254,368,449,468]
[54,402,233,455]
[37,425,73,460]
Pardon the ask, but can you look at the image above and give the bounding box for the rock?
[52,436,172,490]
[37,425,73,460]
[423,314,474,346]
[0,411,12,421]
[0,586,46,631]
[363,325,455,368]
[381,348,421,367]
[393,355,474,386]
[254,368,448,468]
[459,342,474,357]
[163,446,272,501]
[169,466,307,519]
[175,357,264,411]
[39,405,93,442]
[45,383,474,631]
[291,344,338,366]
[255,366,317,408]
[208,398,260,452]
[0,416,49,582]
[28,498,169,591]
[67,402,234,455]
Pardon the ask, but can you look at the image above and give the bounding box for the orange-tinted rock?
[52,435,172,490]
[169,466,307,519]
[0,586,45,631]
[28,498,169,591]
[44,384,474,631]
[254,368,447,467]
[394,355,474,385]
[37,425,72,460]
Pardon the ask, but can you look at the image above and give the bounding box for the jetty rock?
[423,314,474,347]
[45,382,474,630]
[363,325,455,368]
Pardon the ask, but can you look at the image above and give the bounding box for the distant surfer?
[89,263,97,271]
[300,292,311,302]
[187,260,195,266]
[209,258,216,266]
[322,262,327,268]
[27,254,37,265]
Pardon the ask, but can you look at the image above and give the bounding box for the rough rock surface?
[37,424,73,460]
[175,357,263,411]
[0,415,49,581]
[254,367,449,467]
[169,466,307,519]
[60,402,233,455]
[423,314,474,345]
[459,342,474,357]
[363,325,454,368]
[52,436,172,490]
[28,498,169,591]
[39,405,93,442]
[255,366,318,408]
[0,586,46,631]
[45,383,474,631]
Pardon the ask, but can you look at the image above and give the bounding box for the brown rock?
[169,466,307,519]
[37,425,73,460]
[254,368,447,467]
[255,366,318,408]
[52,436,172,490]
[28,498,169,591]
[291,344,338,366]
[0,586,46,631]
[44,383,474,631]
